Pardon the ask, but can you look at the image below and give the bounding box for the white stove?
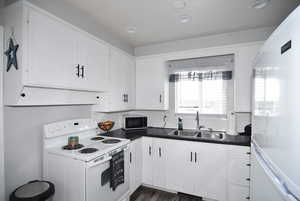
[43,119,130,201]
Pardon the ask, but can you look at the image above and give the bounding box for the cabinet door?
[107,49,126,111]
[123,54,135,110]
[27,8,77,89]
[193,143,227,201]
[152,139,166,189]
[136,57,168,110]
[228,157,250,186]
[142,137,153,185]
[77,34,109,92]
[166,140,194,195]
[235,44,261,112]
[134,139,143,190]
[129,142,136,194]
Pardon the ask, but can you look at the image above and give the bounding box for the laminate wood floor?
[130,186,203,201]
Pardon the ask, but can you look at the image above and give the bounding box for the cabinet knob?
[246,163,251,167]
[20,93,26,97]
[246,152,251,155]
[246,196,250,200]
[246,178,251,181]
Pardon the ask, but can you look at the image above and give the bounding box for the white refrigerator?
[252,5,300,201]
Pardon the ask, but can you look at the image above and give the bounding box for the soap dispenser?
[178,117,183,131]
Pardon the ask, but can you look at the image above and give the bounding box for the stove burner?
[79,148,98,154]
[62,144,84,150]
[102,139,121,144]
[91,137,104,141]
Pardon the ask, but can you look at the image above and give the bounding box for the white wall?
[135,27,274,56]
[4,0,134,55]
[4,105,91,200]
[0,25,5,201]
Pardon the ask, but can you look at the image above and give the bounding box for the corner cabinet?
[3,1,109,105]
[92,48,135,112]
[135,57,169,110]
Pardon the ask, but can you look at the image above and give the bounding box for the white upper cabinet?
[75,33,109,91]
[3,1,109,105]
[136,57,169,110]
[92,48,135,112]
[27,8,77,89]
[26,7,109,92]
[234,44,262,112]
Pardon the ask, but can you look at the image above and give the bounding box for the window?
[175,72,229,115]
[168,54,234,115]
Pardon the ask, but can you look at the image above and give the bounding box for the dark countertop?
[100,127,250,147]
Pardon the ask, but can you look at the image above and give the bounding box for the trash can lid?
[10,181,55,201]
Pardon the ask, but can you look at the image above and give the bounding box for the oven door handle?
[87,156,112,168]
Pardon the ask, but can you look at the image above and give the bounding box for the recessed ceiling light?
[126,27,137,34]
[179,15,191,23]
[252,0,270,9]
[173,0,186,9]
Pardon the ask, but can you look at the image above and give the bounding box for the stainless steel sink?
[198,130,226,140]
[168,130,198,137]
[168,129,226,140]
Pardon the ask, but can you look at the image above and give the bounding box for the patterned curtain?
[169,71,232,82]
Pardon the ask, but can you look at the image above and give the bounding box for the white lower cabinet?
[227,146,251,201]
[139,137,251,201]
[165,140,227,201]
[142,137,167,189]
[228,185,250,201]
[129,138,143,194]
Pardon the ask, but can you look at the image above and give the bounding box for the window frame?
[174,73,233,117]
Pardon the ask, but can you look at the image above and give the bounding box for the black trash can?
[10,180,55,201]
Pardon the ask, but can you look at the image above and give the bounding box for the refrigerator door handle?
[253,143,300,201]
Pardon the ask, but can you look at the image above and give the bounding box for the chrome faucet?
[196,111,205,130]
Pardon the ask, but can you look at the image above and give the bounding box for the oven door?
[86,148,130,201]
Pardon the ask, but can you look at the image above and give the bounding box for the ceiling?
[62,0,299,47]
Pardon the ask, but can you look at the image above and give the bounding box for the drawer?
[227,146,251,160]
[228,157,251,186]
[228,185,250,201]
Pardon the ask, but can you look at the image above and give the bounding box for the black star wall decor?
[4,38,19,72]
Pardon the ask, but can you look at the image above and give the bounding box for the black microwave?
[123,115,148,130]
